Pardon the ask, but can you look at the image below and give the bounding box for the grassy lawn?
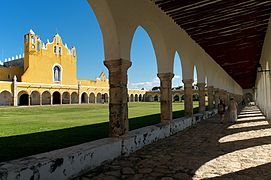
[0,102,200,162]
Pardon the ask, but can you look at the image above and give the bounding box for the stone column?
[40,95,42,106]
[13,76,18,106]
[69,94,72,104]
[158,73,174,123]
[208,85,214,110]
[78,83,81,104]
[198,83,206,113]
[51,95,53,105]
[60,93,62,105]
[28,95,31,106]
[104,59,131,137]
[183,79,193,116]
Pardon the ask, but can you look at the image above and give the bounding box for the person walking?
[218,99,226,124]
[229,97,238,123]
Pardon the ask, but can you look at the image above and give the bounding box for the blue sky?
[0,0,196,90]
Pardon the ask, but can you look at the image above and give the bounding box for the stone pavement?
[75,106,271,180]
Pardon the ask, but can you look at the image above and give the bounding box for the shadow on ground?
[78,105,271,179]
[0,107,199,162]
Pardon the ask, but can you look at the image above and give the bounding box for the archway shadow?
[83,105,271,179]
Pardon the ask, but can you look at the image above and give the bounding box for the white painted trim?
[0,89,13,95]
[41,91,52,95]
[0,81,12,84]
[52,64,63,83]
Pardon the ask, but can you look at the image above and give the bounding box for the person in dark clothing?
[218,99,226,124]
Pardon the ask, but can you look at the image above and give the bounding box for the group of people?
[217,98,238,124]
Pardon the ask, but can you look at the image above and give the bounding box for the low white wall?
[0,109,217,180]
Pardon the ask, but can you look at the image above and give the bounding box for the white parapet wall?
[0,109,217,180]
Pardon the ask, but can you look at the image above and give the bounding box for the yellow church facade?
[0,30,147,106]
[0,30,204,106]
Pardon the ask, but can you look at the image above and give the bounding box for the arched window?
[53,65,61,82]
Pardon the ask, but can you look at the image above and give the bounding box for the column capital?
[182,79,193,84]
[104,59,131,72]
[157,73,174,81]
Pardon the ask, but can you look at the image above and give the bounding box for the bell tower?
[24,29,40,71]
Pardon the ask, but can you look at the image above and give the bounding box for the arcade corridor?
[77,106,271,179]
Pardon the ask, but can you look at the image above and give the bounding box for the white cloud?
[128,77,160,90]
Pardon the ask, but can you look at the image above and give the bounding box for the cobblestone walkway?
[76,106,271,180]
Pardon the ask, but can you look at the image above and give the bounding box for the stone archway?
[18,91,29,106]
[62,92,70,104]
[71,92,79,104]
[81,92,88,104]
[96,93,102,103]
[173,95,180,102]
[0,91,12,106]
[139,94,142,102]
[135,94,139,102]
[89,93,95,103]
[42,91,51,105]
[30,91,40,105]
[53,92,61,105]
[130,94,134,102]
[154,95,159,102]
[103,93,109,103]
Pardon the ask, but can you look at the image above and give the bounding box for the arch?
[172,51,183,89]
[18,91,29,106]
[96,93,102,103]
[52,91,61,105]
[103,93,109,103]
[147,95,154,102]
[0,90,12,106]
[135,94,139,102]
[89,93,95,103]
[173,95,180,102]
[130,25,171,73]
[71,92,79,104]
[30,91,40,105]
[62,92,70,104]
[42,91,51,105]
[139,94,142,102]
[130,94,134,102]
[81,92,88,104]
[52,64,62,82]
[154,95,159,102]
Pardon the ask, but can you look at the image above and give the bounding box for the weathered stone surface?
[183,79,193,116]
[198,82,206,113]
[79,106,271,180]
[158,73,174,123]
[122,167,135,175]
[0,107,217,180]
[104,59,131,137]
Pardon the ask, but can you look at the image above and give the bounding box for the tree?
[152,86,160,91]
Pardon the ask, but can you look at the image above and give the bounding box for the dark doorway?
[53,92,61,105]
[174,95,180,102]
[19,94,29,106]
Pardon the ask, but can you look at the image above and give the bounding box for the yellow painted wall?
[21,33,77,85]
[0,66,23,81]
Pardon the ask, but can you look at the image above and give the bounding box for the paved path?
[76,106,271,180]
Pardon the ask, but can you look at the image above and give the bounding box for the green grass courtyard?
[0,102,201,162]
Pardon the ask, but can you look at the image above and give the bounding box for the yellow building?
[0,30,203,106]
[0,30,146,106]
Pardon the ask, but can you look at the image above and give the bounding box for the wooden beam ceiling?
[152,0,271,89]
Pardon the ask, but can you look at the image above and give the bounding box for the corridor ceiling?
[152,0,271,89]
